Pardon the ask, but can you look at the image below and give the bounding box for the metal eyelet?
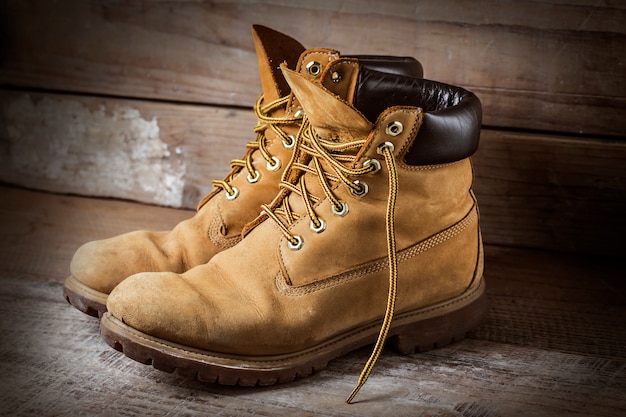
[247,170,260,183]
[306,61,322,77]
[266,156,281,171]
[351,180,368,196]
[294,109,305,118]
[363,158,381,174]
[377,141,395,155]
[386,121,403,137]
[282,134,295,149]
[310,218,326,233]
[288,235,303,250]
[331,200,349,217]
[225,186,239,201]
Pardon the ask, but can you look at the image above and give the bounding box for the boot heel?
[389,281,488,355]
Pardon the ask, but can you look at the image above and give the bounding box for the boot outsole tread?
[100,279,487,387]
[63,275,108,318]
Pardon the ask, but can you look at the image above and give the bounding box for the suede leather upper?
[106,59,484,357]
[68,27,424,300]
[70,25,309,294]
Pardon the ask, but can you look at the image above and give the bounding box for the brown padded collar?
[351,55,423,78]
[353,67,482,165]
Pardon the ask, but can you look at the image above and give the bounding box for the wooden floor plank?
[1,276,624,416]
[473,246,626,358]
[1,185,625,416]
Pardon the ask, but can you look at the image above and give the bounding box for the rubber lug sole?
[63,275,108,317]
[100,278,487,386]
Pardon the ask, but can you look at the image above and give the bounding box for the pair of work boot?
[65,25,487,403]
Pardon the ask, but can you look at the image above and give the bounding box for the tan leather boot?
[101,58,487,402]
[64,25,423,316]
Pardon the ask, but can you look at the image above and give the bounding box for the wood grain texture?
[2,91,624,255]
[0,186,624,416]
[1,0,624,135]
[0,186,193,281]
[1,2,622,411]
[473,129,626,256]
[0,90,256,208]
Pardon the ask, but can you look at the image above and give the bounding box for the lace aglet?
[346,383,363,404]
[346,367,371,404]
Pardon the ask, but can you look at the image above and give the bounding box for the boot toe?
[107,271,212,348]
[69,240,117,293]
[70,230,170,294]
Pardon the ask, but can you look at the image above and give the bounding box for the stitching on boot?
[299,49,339,72]
[106,279,484,365]
[207,210,241,249]
[358,107,416,166]
[400,161,460,171]
[275,204,478,296]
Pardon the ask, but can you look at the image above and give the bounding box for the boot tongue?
[272,64,373,223]
[242,62,374,237]
[252,25,305,102]
[281,64,373,142]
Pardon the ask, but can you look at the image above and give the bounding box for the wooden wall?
[1,0,624,257]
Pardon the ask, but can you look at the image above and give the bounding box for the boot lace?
[261,117,399,404]
[211,95,303,199]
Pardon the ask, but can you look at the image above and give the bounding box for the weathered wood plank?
[3,286,625,417]
[1,0,624,135]
[0,90,256,208]
[2,91,624,255]
[0,186,192,281]
[0,187,624,416]
[473,129,626,256]
[473,246,626,358]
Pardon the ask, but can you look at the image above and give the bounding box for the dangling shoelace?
[347,140,398,404]
[260,117,399,404]
[211,94,302,198]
